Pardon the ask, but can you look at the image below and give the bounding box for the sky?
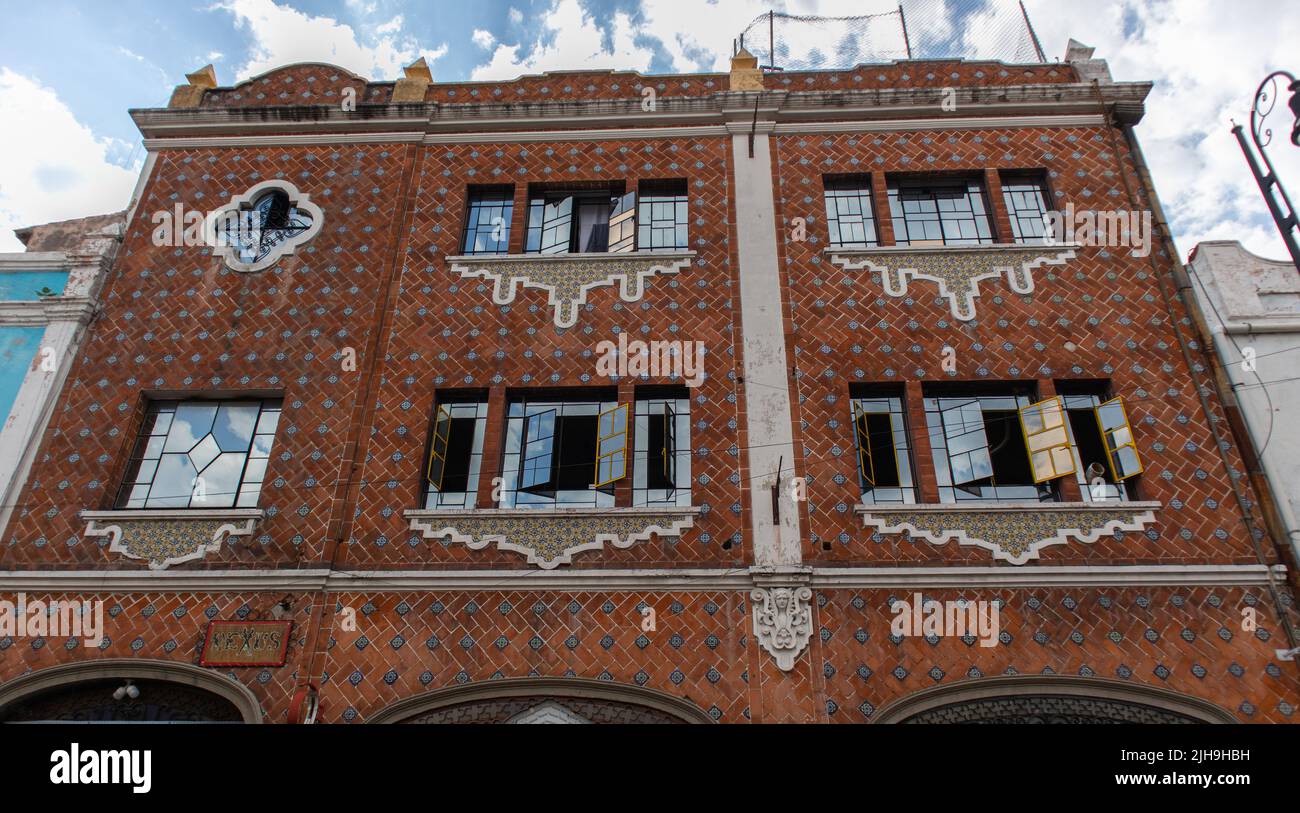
[0,0,1297,261]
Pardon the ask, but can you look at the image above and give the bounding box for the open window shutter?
[1018,396,1077,483]
[425,405,453,490]
[608,192,637,253]
[1094,396,1143,481]
[519,409,558,496]
[539,197,574,254]
[853,403,876,487]
[662,404,677,496]
[940,400,993,485]
[594,404,629,489]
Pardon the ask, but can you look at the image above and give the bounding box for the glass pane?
[242,456,268,483]
[188,433,221,473]
[147,454,198,507]
[255,409,280,435]
[163,403,219,452]
[196,452,245,508]
[213,403,260,451]
[236,484,262,508]
[143,435,166,459]
[251,434,274,458]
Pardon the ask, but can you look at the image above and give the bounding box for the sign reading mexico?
[199,620,293,667]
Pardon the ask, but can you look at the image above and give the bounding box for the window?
[849,389,915,504]
[423,396,489,509]
[215,187,315,267]
[1052,389,1141,502]
[1001,173,1053,244]
[500,392,627,508]
[116,398,281,509]
[461,187,514,255]
[637,180,689,250]
[924,388,1051,503]
[525,186,637,254]
[823,178,879,248]
[633,390,691,506]
[888,177,994,246]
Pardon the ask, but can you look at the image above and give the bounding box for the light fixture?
[112,680,139,701]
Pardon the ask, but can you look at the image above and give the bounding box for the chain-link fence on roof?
[734,0,1048,71]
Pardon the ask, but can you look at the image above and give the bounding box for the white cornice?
[0,298,94,326]
[0,563,1282,592]
[0,252,69,271]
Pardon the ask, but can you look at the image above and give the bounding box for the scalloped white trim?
[449,253,693,328]
[830,246,1076,322]
[84,516,260,570]
[407,512,696,569]
[858,504,1158,566]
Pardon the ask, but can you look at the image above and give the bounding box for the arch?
[872,675,1237,724]
[0,659,263,724]
[370,676,714,724]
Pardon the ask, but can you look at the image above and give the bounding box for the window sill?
[825,242,1082,322]
[80,508,265,570]
[405,505,700,569]
[445,250,696,328]
[854,500,1161,566]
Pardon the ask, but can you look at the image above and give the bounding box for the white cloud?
[469,0,655,80]
[214,0,447,81]
[0,69,139,252]
[472,29,496,50]
[508,7,524,24]
[1024,0,1300,261]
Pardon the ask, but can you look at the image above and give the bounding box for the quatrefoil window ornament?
[208,180,323,272]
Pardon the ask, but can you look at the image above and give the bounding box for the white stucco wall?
[1187,241,1300,557]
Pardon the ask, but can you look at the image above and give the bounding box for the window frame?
[637,180,689,251]
[115,397,282,510]
[849,392,915,505]
[887,176,995,247]
[460,186,515,255]
[1000,172,1054,245]
[823,176,880,249]
[924,389,1054,504]
[633,395,692,507]
[422,398,490,509]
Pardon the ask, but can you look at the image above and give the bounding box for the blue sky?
[1,0,1297,260]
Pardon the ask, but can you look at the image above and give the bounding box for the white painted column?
[728,125,803,568]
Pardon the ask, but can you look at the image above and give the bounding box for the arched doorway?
[0,660,262,724]
[370,677,714,724]
[872,675,1237,724]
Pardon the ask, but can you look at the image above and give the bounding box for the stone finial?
[393,56,432,103]
[167,64,217,109]
[729,47,764,92]
[1064,38,1112,84]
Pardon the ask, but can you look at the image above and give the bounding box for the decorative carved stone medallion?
[80,509,263,569]
[856,502,1161,565]
[405,508,698,569]
[750,586,814,671]
[448,251,694,328]
[829,244,1077,322]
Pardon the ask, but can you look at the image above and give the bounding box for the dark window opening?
[857,411,901,488]
[984,410,1035,486]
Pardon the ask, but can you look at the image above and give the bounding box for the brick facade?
[0,53,1296,724]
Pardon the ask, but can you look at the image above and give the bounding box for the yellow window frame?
[1017,395,1077,484]
[852,402,877,487]
[594,403,629,487]
[425,404,453,489]
[1094,395,1143,481]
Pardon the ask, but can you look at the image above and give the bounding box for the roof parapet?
[393,57,432,103]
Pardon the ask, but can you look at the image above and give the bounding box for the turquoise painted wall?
[0,326,45,427]
[0,271,70,301]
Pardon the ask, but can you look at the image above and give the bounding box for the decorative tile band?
[829,244,1077,322]
[856,502,1161,565]
[405,508,699,569]
[81,510,264,570]
[448,251,694,328]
